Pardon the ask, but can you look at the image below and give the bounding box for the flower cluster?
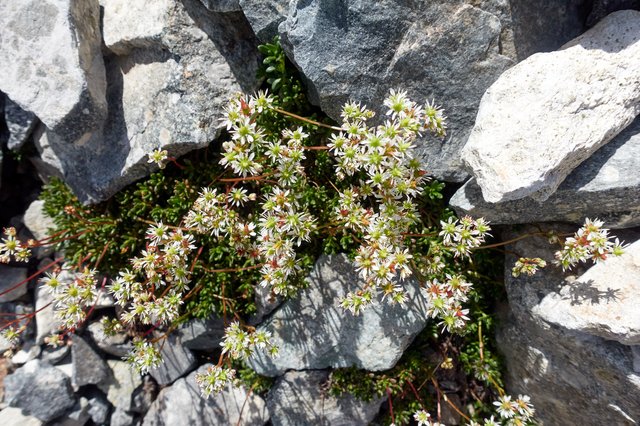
[195,321,278,398]
[331,91,447,313]
[554,218,625,271]
[41,267,99,329]
[126,340,162,374]
[422,274,472,332]
[439,216,491,259]
[109,223,195,326]
[413,394,535,426]
[0,227,31,263]
[511,257,547,277]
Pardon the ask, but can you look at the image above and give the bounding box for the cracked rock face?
[35,0,261,203]
[279,0,514,182]
[461,10,640,203]
[247,254,430,376]
[0,0,107,142]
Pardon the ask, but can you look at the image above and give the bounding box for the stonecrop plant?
[1,38,629,425]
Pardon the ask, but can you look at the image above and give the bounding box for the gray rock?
[4,359,76,422]
[35,0,260,203]
[247,254,430,376]
[498,225,640,424]
[587,0,640,26]
[39,344,71,365]
[71,334,110,389]
[279,0,514,181]
[267,370,384,426]
[149,334,196,386]
[239,0,290,42]
[0,406,44,426]
[87,393,111,424]
[131,375,158,414]
[4,98,38,150]
[34,277,61,344]
[10,341,41,366]
[461,10,640,203]
[0,0,107,142]
[0,265,28,302]
[104,360,143,411]
[87,319,132,357]
[509,0,589,60]
[55,397,91,426]
[142,364,269,426]
[249,283,282,325]
[451,115,640,228]
[23,200,55,242]
[199,0,241,12]
[174,316,225,351]
[110,408,136,426]
[534,239,640,344]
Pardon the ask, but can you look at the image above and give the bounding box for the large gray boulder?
[0,0,107,142]
[267,370,384,426]
[451,115,640,228]
[35,0,261,203]
[239,0,291,42]
[279,0,514,181]
[4,359,77,423]
[498,225,640,424]
[461,10,640,203]
[247,255,429,376]
[142,364,269,426]
[4,98,38,150]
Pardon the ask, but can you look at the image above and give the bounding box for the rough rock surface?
[267,370,384,426]
[4,359,76,422]
[0,406,43,426]
[149,334,196,386]
[535,239,640,344]
[174,316,225,351]
[36,0,261,203]
[461,10,640,203]
[279,0,514,181]
[0,0,107,142]
[498,225,640,424]
[4,98,38,150]
[23,199,55,241]
[239,0,290,42]
[142,364,269,426]
[104,360,143,411]
[451,115,640,228]
[71,334,111,388]
[0,265,28,302]
[587,0,640,25]
[87,320,132,357]
[248,254,429,376]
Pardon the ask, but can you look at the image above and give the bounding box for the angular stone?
[10,341,41,366]
[0,0,107,142]
[461,10,640,203]
[452,115,640,228]
[149,334,196,386]
[279,0,514,181]
[4,359,76,422]
[534,239,640,345]
[87,393,111,424]
[23,200,55,242]
[0,406,43,426]
[499,224,640,424]
[267,370,384,426]
[249,283,282,325]
[239,0,290,42]
[0,265,28,302]
[110,408,137,426]
[39,343,71,365]
[174,316,225,351]
[56,397,91,426]
[199,0,241,12]
[4,98,38,150]
[247,254,430,376]
[71,334,110,388]
[87,319,133,357]
[131,375,158,414]
[36,0,260,203]
[104,360,143,411]
[142,364,269,426]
